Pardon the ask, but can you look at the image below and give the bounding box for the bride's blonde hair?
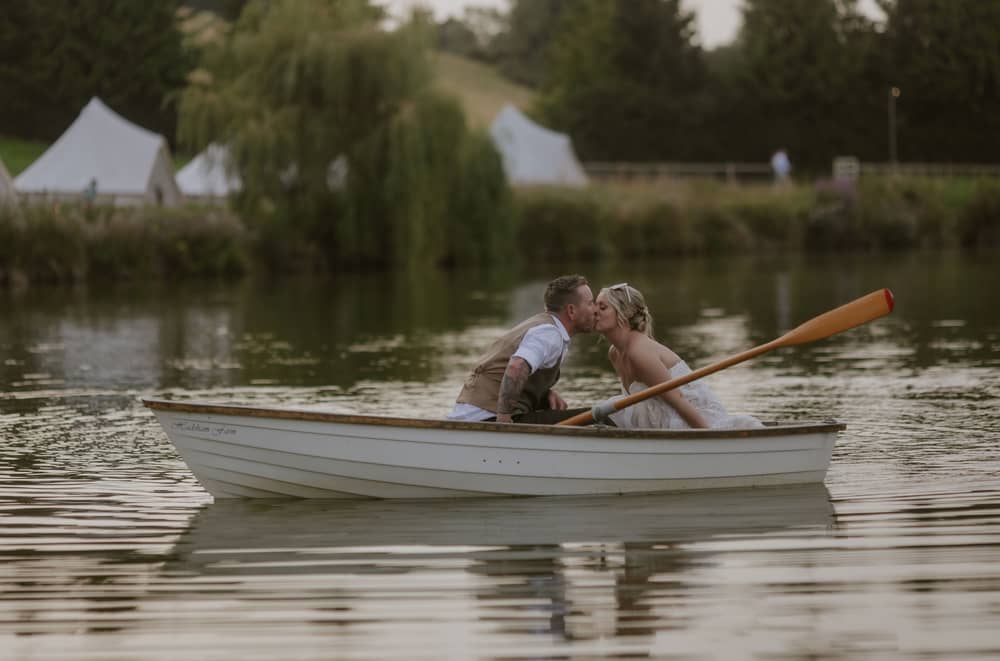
[600,283,654,338]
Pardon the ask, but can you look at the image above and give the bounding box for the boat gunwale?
[142,398,846,440]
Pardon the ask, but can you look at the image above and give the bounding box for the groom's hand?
[548,390,568,410]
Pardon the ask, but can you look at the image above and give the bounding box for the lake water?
[2,250,999,659]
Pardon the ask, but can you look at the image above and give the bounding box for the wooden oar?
[558,288,895,427]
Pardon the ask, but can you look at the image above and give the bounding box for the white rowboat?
[144,398,844,499]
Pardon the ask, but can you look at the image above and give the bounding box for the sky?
[382,0,884,49]
[381,0,750,49]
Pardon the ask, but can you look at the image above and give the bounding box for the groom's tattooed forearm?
[497,358,531,416]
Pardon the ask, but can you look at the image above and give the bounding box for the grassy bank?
[0,202,247,286]
[2,175,997,287]
[514,176,1000,261]
[431,52,536,129]
[0,136,47,176]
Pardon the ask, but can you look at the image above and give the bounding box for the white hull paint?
[144,399,843,499]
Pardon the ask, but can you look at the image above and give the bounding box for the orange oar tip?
[884,288,895,313]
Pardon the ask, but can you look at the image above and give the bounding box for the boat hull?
[144,399,843,499]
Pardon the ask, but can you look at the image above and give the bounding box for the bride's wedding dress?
[607,360,763,430]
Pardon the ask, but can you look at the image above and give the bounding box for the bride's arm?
[629,344,709,429]
[608,345,628,390]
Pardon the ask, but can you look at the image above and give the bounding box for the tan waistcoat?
[456,312,563,416]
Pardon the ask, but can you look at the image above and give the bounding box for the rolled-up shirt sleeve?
[512,325,565,373]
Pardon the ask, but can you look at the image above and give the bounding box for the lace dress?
[607,360,763,430]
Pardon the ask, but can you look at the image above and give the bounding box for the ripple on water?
[4,477,999,659]
[1,357,999,659]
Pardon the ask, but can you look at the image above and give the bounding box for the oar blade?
[778,288,894,346]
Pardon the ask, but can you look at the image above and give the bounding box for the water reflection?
[2,251,997,398]
[161,486,833,645]
[171,483,834,553]
[2,250,1000,658]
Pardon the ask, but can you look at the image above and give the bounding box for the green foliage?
[346,91,466,269]
[514,187,611,261]
[0,204,87,283]
[540,0,706,160]
[723,194,808,248]
[513,177,997,262]
[443,131,515,267]
[881,0,1000,162]
[184,0,249,21]
[435,7,504,63]
[436,19,482,60]
[182,0,415,212]
[6,0,1000,173]
[722,0,882,166]
[957,180,1000,247]
[512,0,1000,167]
[615,201,694,258]
[180,0,513,272]
[686,206,754,253]
[491,0,573,88]
[0,202,248,286]
[4,176,997,287]
[0,137,48,176]
[0,0,190,143]
[804,177,976,250]
[515,182,823,261]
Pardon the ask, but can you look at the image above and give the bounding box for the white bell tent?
[177,145,349,200]
[176,143,242,201]
[488,105,587,188]
[15,97,182,206]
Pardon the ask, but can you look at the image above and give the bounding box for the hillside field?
[432,52,536,129]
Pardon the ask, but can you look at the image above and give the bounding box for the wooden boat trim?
[142,398,846,440]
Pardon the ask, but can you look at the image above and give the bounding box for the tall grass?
[515,176,999,262]
[3,175,996,288]
[0,201,248,287]
[0,136,47,175]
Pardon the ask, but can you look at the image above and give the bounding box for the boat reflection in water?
[161,485,835,649]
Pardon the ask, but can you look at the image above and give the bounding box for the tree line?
[2,0,997,273]
[4,0,998,170]
[440,0,1000,170]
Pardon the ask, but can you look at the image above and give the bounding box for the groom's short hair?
[544,274,588,312]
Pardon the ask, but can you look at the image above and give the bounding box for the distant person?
[770,149,791,185]
[447,274,597,424]
[83,178,97,205]
[594,282,763,429]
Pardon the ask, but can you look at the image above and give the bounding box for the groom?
[447,274,597,424]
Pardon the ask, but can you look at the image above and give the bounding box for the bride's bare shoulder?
[643,336,680,365]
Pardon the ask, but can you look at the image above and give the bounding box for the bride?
[595,282,762,430]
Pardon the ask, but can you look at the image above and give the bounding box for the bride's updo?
[601,283,654,338]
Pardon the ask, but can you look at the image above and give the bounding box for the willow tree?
[179,0,511,270]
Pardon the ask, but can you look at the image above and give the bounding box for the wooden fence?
[859,163,1000,177]
[583,161,773,183]
[583,160,1000,183]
